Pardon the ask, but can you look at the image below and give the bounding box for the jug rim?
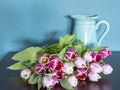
[70,15,99,20]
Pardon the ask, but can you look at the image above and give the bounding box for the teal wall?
[0,0,119,60]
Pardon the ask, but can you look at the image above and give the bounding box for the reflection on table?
[9,76,112,90]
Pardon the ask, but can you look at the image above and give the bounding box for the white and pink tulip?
[90,62,102,73]
[21,69,31,79]
[83,52,93,62]
[102,64,113,75]
[42,76,58,88]
[62,63,73,74]
[88,72,101,82]
[67,76,78,87]
[74,57,86,68]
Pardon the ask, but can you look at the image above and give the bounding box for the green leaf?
[60,79,73,90]
[90,46,108,52]
[59,37,65,48]
[12,47,45,63]
[46,44,59,54]
[34,47,45,55]
[58,34,76,48]
[74,46,82,55]
[73,40,83,48]
[44,73,54,77]
[47,44,58,49]
[58,47,67,60]
[81,47,88,56]
[22,60,33,69]
[7,62,25,70]
[38,75,43,90]
[64,34,76,45]
[12,47,34,61]
[69,61,75,67]
[28,73,38,84]
[62,57,69,62]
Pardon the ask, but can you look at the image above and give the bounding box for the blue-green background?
[0,0,119,60]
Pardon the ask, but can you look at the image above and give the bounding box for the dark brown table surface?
[0,52,120,90]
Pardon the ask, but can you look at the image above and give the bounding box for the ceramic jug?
[70,15,110,49]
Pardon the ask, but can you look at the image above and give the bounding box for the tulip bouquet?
[7,34,113,90]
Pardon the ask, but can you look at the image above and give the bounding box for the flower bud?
[91,52,102,62]
[76,68,88,80]
[49,56,63,71]
[65,48,77,60]
[34,63,45,74]
[98,48,112,59]
[38,54,50,66]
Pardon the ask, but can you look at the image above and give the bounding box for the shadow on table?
[76,80,112,90]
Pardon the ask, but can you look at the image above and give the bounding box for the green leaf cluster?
[7,47,45,70]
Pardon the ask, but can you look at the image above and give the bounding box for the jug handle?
[95,20,110,46]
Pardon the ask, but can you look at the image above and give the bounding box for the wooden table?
[0,52,120,90]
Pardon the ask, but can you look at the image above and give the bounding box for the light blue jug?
[70,15,110,49]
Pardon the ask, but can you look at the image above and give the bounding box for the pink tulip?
[91,52,102,62]
[90,63,102,73]
[65,48,77,60]
[49,69,64,80]
[62,63,73,74]
[102,64,113,75]
[74,57,86,68]
[83,52,92,62]
[38,54,50,66]
[98,48,112,59]
[21,69,31,79]
[42,76,58,88]
[67,76,78,87]
[49,56,63,72]
[88,72,101,82]
[76,68,88,80]
[34,63,45,74]
[55,70,64,79]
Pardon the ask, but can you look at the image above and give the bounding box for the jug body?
[71,15,110,49]
[73,19,97,49]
